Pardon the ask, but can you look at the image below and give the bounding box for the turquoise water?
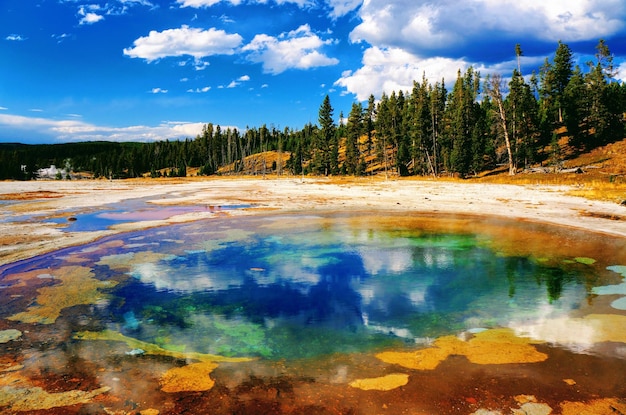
[2,213,621,361]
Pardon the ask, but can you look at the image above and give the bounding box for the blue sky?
[1,0,626,143]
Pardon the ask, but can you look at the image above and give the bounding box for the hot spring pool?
[1,212,625,414]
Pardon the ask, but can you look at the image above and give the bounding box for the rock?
[512,402,552,415]
[0,329,22,343]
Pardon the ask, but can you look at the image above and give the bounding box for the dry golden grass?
[478,138,626,203]
[566,181,626,203]
[133,137,626,204]
[217,150,291,175]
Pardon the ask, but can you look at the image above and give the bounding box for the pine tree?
[584,39,623,146]
[507,70,540,169]
[430,80,446,175]
[540,41,573,126]
[446,68,480,175]
[471,97,496,173]
[563,66,587,146]
[365,94,376,160]
[375,93,391,177]
[312,95,336,175]
[408,77,433,175]
[388,91,409,175]
[345,102,363,175]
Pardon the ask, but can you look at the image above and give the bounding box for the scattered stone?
[514,395,538,404]
[0,329,22,344]
[125,348,145,356]
[471,409,502,415]
[473,396,553,415]
[512,402,552,415]
[563,379,577,386]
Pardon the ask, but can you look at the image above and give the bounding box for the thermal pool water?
[1,211,625,414]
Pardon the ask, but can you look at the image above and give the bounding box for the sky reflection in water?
[3,212,623,362]
[70,213,601,360]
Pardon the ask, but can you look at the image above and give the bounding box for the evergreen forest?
[1,40,625,180]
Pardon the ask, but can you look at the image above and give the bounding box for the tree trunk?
[495,96,515,175]
[488,75,516,176]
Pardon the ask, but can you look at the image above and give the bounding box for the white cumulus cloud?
[124,25,243,62]
[336,0,626,100]
[326,0,362,19]
[335,47,482,100]
[350,0,626,55]
[243,24,339,74]
[78,6,104,25]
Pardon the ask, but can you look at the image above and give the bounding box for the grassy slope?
[478,138,626,203]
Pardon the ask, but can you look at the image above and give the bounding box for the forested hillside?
[1,40,625,180]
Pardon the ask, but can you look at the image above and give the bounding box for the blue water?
[39,199,251,231]
[3,213,620,361]
[49,211,136,231]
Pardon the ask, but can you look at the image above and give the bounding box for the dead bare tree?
[485,74,515,175]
